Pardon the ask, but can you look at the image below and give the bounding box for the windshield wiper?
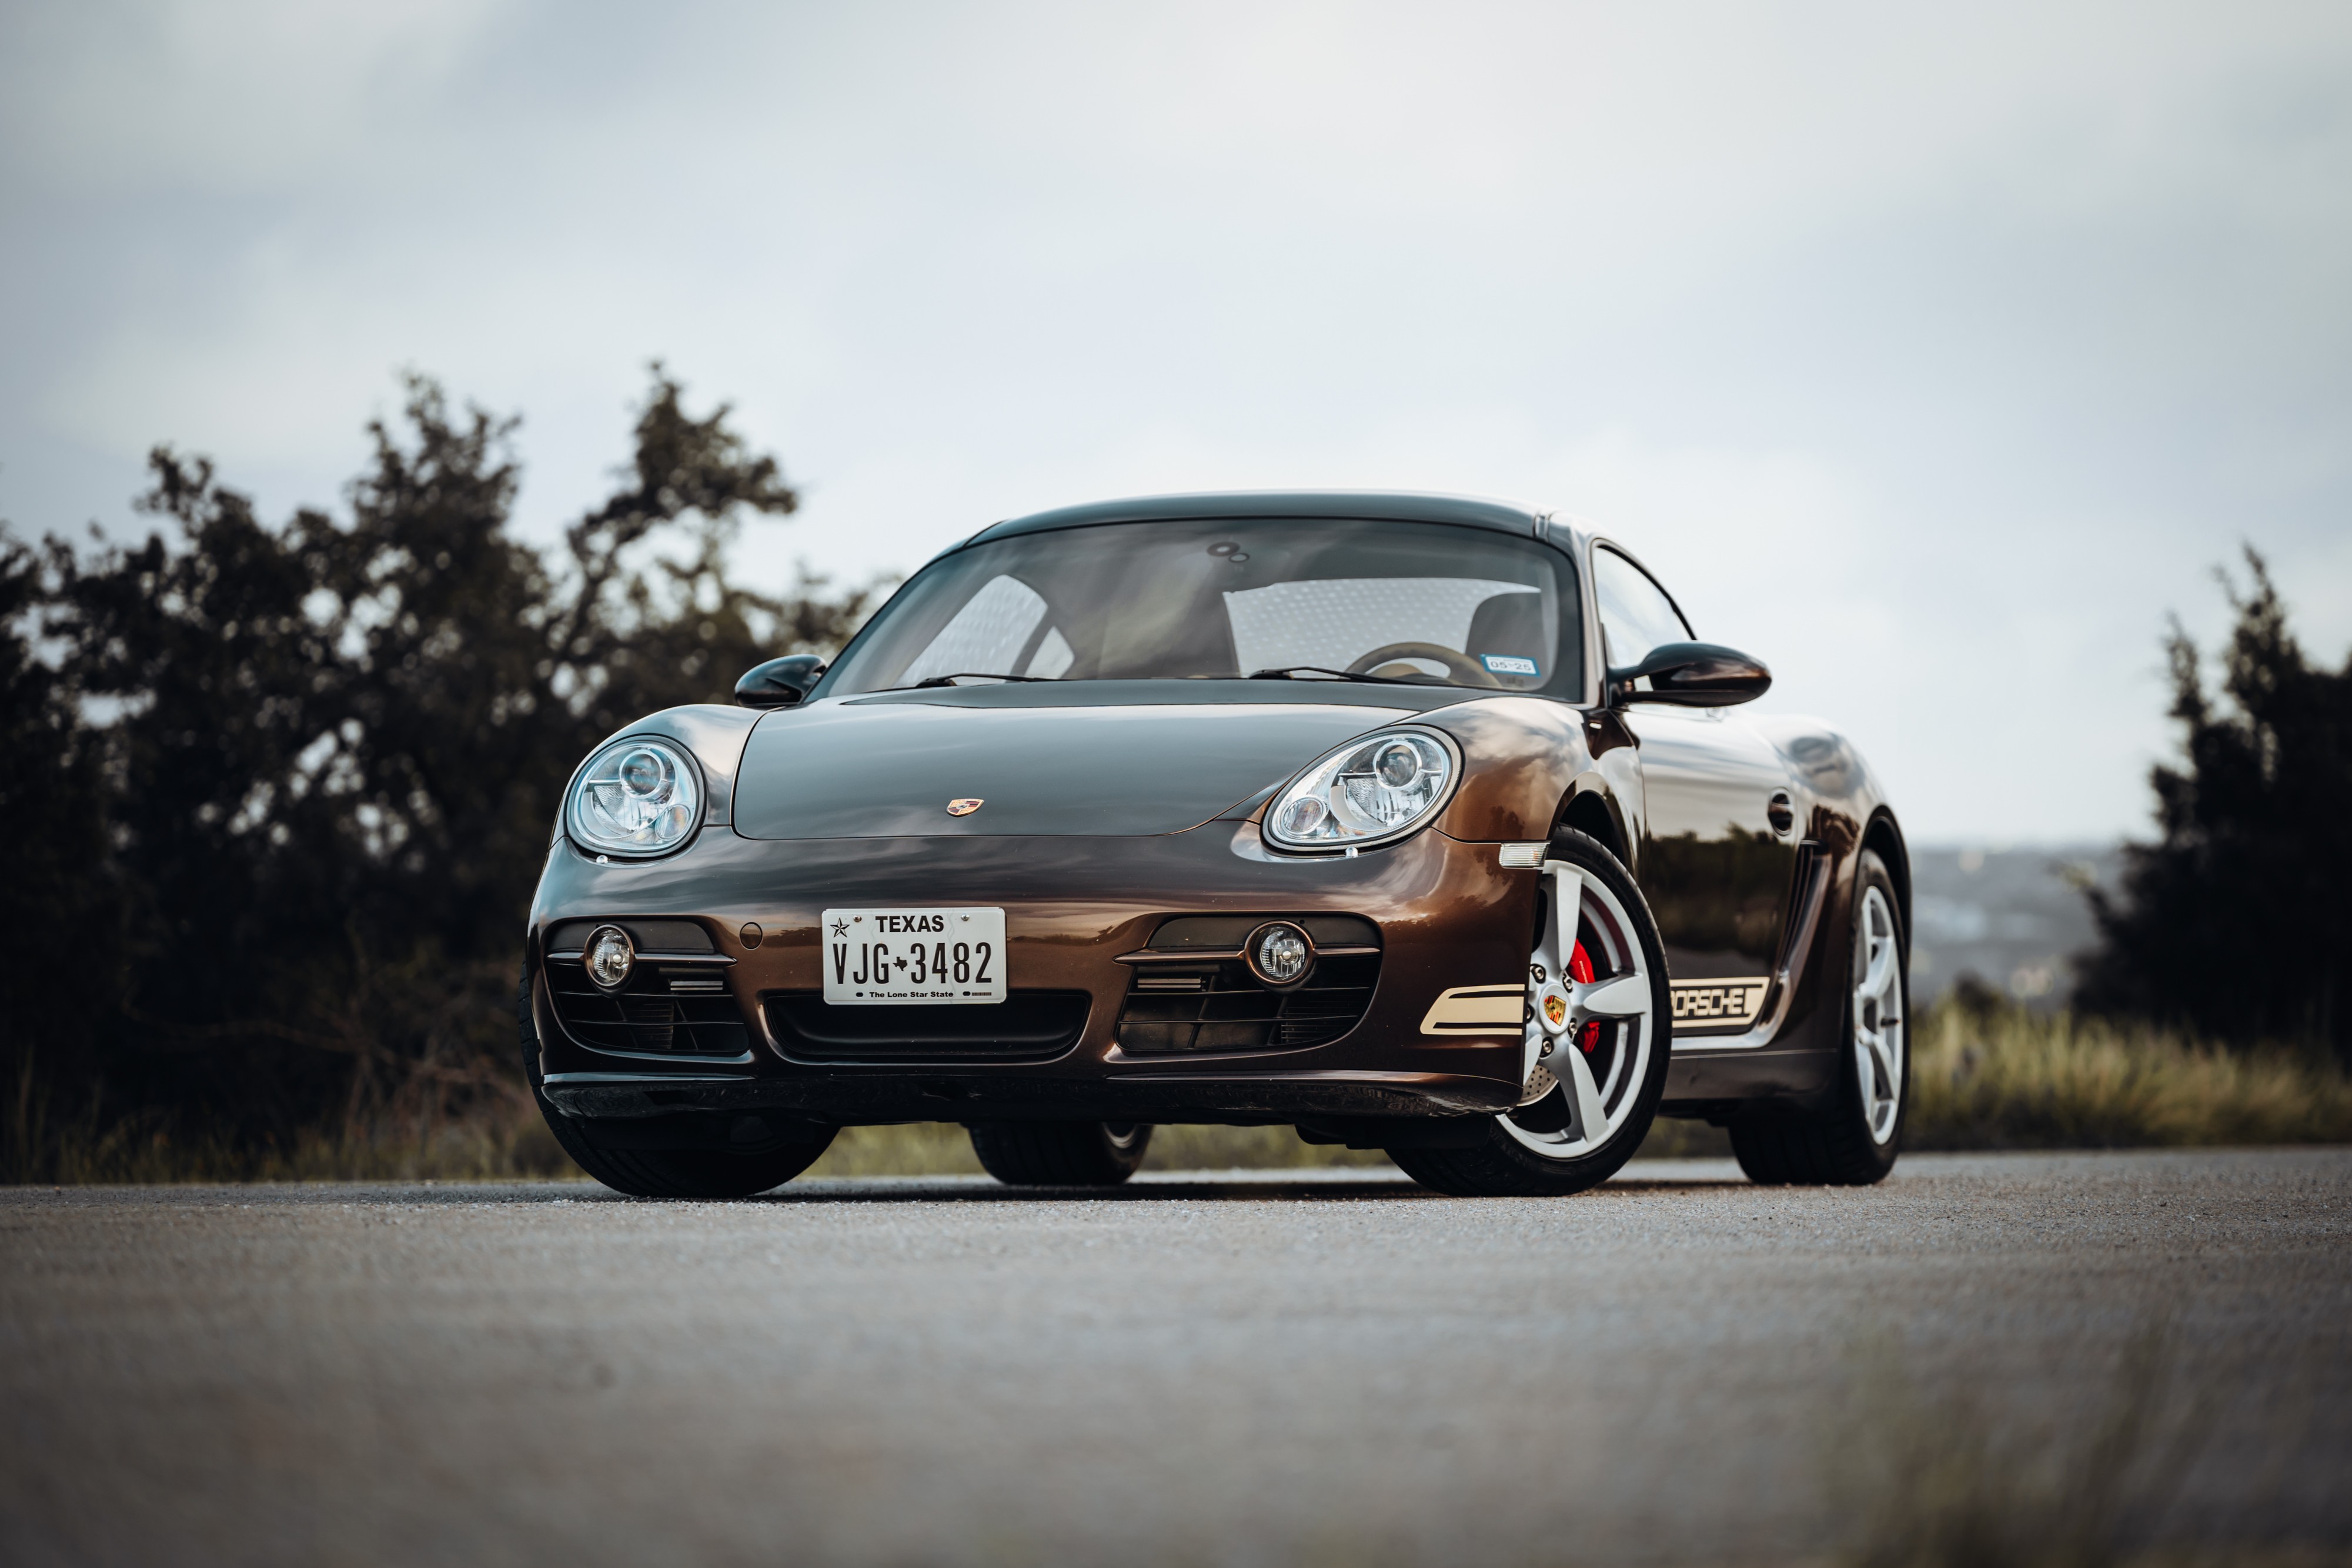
[1245,666,1424,686]
[907,671,1058,690]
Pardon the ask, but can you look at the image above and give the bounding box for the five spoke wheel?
[1502,858,1659,1160]
[1728,844,1910,1185]
[1381,828,1672,1196]
[1852,884,1905,1145]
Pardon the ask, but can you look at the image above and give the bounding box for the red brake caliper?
[1568,940,1600,1052]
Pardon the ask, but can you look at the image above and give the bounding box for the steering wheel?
[1345,641,1499,687]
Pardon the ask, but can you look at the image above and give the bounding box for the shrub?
[2076,550,2352,1064]
[1,370,883,1182]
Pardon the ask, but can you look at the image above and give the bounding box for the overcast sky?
[4,1,2348,842]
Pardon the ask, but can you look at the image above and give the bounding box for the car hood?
[730,681,1455,838]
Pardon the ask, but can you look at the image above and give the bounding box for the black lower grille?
[1117,951,1381,1055]
[763,991,1091,1065]
[544,958,750,1057]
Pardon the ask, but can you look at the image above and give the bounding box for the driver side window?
[1593,549,1692,670]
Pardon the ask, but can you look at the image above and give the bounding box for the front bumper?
[527,817,1537,1125]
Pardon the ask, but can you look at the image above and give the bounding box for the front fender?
[1422,697,1606,845]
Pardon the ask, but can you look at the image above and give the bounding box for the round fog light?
[1246,921,1314,988]
[585,924,636,990]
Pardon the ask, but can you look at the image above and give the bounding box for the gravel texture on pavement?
[2,1149,2347,1566]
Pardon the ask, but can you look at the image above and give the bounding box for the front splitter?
[543,1069,1518,1125]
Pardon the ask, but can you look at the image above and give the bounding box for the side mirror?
[1608,641,1770,708]
[735,654,828,709]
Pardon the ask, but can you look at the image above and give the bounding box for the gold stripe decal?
[1670,978,1770,1029]
[1421,985,1525,1036]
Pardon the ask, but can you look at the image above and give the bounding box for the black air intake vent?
[543,958,748,1057]
[1115,914,1380,1055]
[763,991,1091,1065]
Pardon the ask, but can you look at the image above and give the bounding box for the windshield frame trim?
[968,490,1546,547]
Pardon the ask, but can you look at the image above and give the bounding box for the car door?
[1591,546,1799,1038]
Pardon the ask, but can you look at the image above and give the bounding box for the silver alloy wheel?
[1498,860,1657,1161]
[1852,884,1905,1144]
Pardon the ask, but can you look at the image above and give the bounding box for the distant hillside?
[1906,844,2121,1012]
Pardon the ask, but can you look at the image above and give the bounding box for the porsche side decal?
[1420,985,1525,1036]
[1669,977,1770,1030]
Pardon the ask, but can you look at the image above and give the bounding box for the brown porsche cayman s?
[522,493,1910,1196]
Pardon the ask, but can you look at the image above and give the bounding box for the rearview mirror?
[735,654,828,709]
[1607,641,1770,708]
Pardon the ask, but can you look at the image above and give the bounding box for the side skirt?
[1659,1044,1839,1118]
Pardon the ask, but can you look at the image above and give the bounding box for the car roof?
[964,490,1555,547]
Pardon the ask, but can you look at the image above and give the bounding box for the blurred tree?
[2077,550,2352,1062]
[2,370,884,1172]
[0,538,123,1178]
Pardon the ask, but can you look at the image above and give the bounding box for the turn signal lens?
[1264,728,1459,852]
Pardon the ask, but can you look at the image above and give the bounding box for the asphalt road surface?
[5,1149,2348,1566]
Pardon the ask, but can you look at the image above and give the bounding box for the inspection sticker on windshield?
[1481,654,1539,676]
[822,907,1007,1005]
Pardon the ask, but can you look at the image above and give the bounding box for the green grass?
[1907,1001,2352,1151]
[3,1066,578,1186]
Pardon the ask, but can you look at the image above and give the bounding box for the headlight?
[566,736,703,857]
[1264,729,1460,852]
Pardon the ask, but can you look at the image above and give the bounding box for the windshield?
[825,517,1583,697]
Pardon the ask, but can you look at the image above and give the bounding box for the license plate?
[821,907,1007,1004]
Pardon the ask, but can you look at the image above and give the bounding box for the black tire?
[1729,847,1909,1186]
[1385,827,1673,1197]
[518,970,836,1199]
[967,1121,1152,1186]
